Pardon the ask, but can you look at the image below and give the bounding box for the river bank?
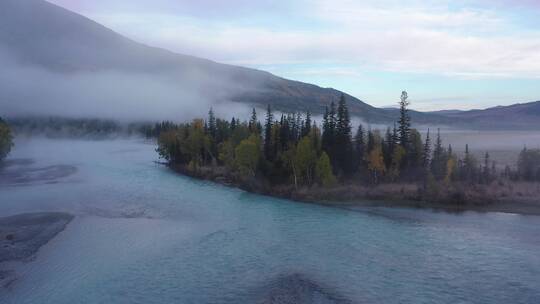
[168,163,540,216]
[0,212,73,287]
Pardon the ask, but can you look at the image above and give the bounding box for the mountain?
[434,101,540,130]
[0,0,454,125]
[0,0,536,130]
[428,110,465,115]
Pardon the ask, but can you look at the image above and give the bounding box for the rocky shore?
[169,164,540,216]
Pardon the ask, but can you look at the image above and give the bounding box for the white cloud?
[82,0,540,80]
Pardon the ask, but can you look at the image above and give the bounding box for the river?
[1,138,539,303]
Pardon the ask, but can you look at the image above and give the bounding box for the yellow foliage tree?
[368,147,385,184]
[315,152,337,188]
[444,156,457,185]
[234,134,261,177]
[295,137,317,186]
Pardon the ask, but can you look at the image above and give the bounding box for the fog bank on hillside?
[0,50,255,122]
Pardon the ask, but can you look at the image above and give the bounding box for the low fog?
[0,50,257,122]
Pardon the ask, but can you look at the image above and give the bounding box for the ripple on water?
[253,273,353,304]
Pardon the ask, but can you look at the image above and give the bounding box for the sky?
[47,0,540,111]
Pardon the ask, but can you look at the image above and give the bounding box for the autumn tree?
[367,131,385,184]
[294,136,318,186]
[235,134,261,177]
[315,152,337,187]
[183,119,211,170]
[218,140,236,170]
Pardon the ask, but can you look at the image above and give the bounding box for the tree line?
[0,117,14,161]
[155,91,539,188]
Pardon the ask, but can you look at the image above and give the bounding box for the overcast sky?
[47,0,540,111]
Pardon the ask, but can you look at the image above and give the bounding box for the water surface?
[1,138,539,303]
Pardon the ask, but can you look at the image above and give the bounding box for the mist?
[0,50,256,122]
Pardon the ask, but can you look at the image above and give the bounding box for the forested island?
[156,92,540,213]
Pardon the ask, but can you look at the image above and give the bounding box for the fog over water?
[1,138,539,303]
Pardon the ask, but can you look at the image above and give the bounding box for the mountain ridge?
[0,0,538,129]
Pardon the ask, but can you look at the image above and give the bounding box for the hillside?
[435,101,540,130]
[0,0,537,129]
[0,0,459,125]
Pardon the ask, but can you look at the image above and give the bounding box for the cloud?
[67,0,540,80]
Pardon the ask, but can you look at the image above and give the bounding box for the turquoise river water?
[0,138,539,303]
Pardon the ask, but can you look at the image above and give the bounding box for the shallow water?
[1,138,539,303]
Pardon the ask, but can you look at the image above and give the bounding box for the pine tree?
[249,108,258,133]
[398,91,411,148]
[207,108,217,138]
[431,128,445,180]
[322,106,329,147]
[383,127,394,169]
[354,124,366,172]
[322,102,337,163]
[310,121,321,154]
[206,108,219,159]
[463,144,476,182]
[302,111,312,138]
[295,112,302,141]
[422,129,432,188]
[335,94,353,175]
[408,129,424,176]
[423,129,432,171]
[264,105,274,161]
[483,152,490,183]
[367,128,375,153]
[392,123,399,148]
[280,114,289,150]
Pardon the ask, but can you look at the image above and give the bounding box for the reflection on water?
[0,138,539,304]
